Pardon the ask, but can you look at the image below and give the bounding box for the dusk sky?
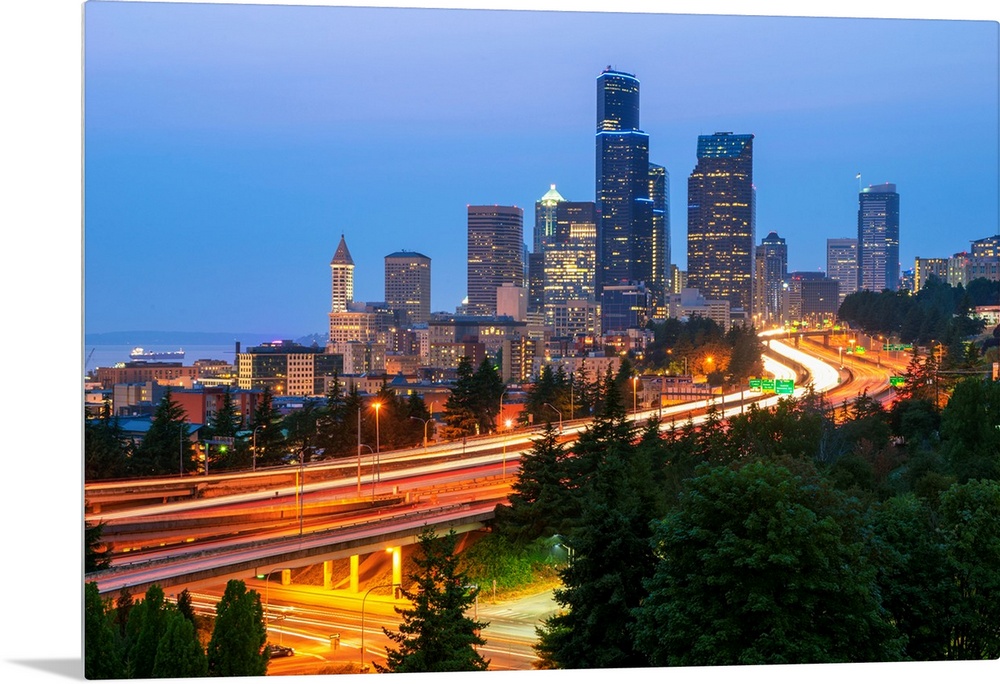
[83,1,998,339]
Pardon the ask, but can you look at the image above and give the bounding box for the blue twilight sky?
[83,1,999,336]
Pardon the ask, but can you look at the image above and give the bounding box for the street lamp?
[632,376,638,415]
[373,402,381,485]
[543,402,563,433]
[252,424,263,472]
[359,581,400,673]
[255,568,284,639]
[409,415,431,449]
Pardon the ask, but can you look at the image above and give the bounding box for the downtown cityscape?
[69,1,1000,681]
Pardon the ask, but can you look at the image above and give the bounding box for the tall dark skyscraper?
[385,250,431,326]
[467,205,524,317]
[857,183,900,292]
[595,67,667,306]
[687,132,756,313]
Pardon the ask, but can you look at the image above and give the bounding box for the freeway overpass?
[86,335,846,598]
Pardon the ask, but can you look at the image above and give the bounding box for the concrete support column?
[391,547,402,588]
[350,554,359,593]
[323,560,333,590]
[281,569,291,586]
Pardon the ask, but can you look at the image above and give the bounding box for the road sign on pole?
[775,379,795,395]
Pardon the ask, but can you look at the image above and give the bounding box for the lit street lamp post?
[409,415,431,449]
[632,376,638,415]
[255,569,284,641]
[359,582,400,673]
[252,424,263,472]
[543,402,563,434]
[374,402,381,485]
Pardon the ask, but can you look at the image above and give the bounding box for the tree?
[633,459,903,666]
[494,422,572,543]
[84,581,125,679]
[131,390,194,476]
[940,377,1000,482]
[208,387,247,470]
[85,519,113,573]
[441,357,480,440]
[535,446,656,669]
[152,609,209,677]
[251,386,285,466]
[207,579,269,676]
[84,412,130,480]
[125,584,171,678]
[376,529,489,673]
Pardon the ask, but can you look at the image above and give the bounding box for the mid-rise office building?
[666,288,732,331]
[971,234,1000,258]
[857,183,900,292]
[600,282,651,333]
[595,67,666,306]
[914,257,948,291]
[237,341,343,396]
[826,237,858,303]
[788,272,840,323]
[385,250,431,326]
[687,132,756,313]
[467,205,524,317]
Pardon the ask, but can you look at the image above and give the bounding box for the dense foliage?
[84,580,267,679]
[496,370,1000,667]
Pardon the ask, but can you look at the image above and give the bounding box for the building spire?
[331,234,354,266]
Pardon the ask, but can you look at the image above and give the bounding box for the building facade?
[467,205,524,317]
[754,231,788,326]
[857,183,900,292]
[826,237,858,303]
[385,250,431,326]
[595,68,665,306]
[914,257,948,291]
[687,132,756,313]
[237,341,343,396]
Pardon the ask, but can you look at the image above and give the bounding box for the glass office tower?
[857,183,900,292]
[687,132,756,313]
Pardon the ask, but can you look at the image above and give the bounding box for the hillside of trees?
[494,373,1000,666]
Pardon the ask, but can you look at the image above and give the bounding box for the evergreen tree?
[84,581,125,679]
[113,587,133,638]
[376,529,489,673]
[472,356,504,433]
[208,387,246,470]
[283,397,321,461]
[85,519,113,573]
[152,609,209,678]
[494,423,572,543]
[207,579,269,676]
[176,588,197,626]
[132,390,193,476]
[251,386,285,466]
[84,412,130,480]
[442,357,480,440]
[535,447,655,669]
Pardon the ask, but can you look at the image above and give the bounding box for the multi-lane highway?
[85,329,906,672]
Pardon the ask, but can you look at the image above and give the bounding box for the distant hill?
[84,331,327,346]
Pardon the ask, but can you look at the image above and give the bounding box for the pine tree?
[252,386,285,466]
[132,390,193,476]
[376,529,489,673]
[85,519,113,573]
[125,584,171,679]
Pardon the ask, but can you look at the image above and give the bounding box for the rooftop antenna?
[856,172,862,192]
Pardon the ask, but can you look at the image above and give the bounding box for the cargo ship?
[129,347,185,361]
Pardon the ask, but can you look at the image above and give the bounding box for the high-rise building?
[648,163,670,297]
[971,234,1000,258]
[826,237,858,303]
[687,132,756,313]
[533,184,565,253]
[857,183,900,292]
[753,231,787,326]
[467,205,524,317]
[385,250,431,326]
[595,68,666,306]
[330,234,354,313]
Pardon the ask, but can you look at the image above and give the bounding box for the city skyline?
[83,3,998,337]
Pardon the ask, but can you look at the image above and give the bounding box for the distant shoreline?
[84,331,322,346]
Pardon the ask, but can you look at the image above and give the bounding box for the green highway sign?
[775,379,795,395]
[881,344,914,352]
[749,378,762,390]
[761,379,776,391]
[890,376,906,387]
